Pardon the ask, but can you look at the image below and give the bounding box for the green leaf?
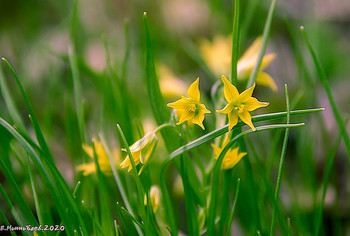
[231,0,240,85]
[300,26,350,160]
[207,123,304,235]
[2,58,54,164]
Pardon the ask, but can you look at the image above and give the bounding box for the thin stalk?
[300,26,350,160]
[270,84,290,236]
[231,0,240,85]
[226,178,241,236]
[246,0,279,88]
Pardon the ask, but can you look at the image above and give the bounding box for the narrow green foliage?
[226,178,241,236]
[2,58,54,164]
[0,64,26,133]
[231,0,240,85]
[207,123,304,235]
[246,0,279,88]
[270,84,291,236]
[314,134,342,235]
[300,26,350,160]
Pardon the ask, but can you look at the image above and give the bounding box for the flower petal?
[260,53,276,71]
[244,97,269,111]
[221,75,239,102]
[256,71,278,91]
[238,111,256,131]
[187,77,200,101]
[177,110,195,125]
[167,96,190,111]
[239,37,262,64]
[228,111,239,130]
[238,83,256,102]
[192,113,206,130]
[216,103,232,114]
[211,143,222,159]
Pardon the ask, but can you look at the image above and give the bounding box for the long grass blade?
[2,58,54,164]
[300,26,350,160]
[226,178,241,236]
[231,0,240,85]
[270,84,291,236]
[246,0,279,88]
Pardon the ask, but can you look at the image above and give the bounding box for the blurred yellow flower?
[158,64,188,99]
[144,185,161,213]
[167,78,211,130]
[76,139,119,176]
[217,75,269,131]
[120,132,158,175]
[199,36,277,91]
[211,136,246,169]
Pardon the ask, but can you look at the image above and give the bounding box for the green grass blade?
[0,117,88,235]
[270,84,291,236]
[0,64,26,133]
[68,48,86,145]
[231,0,240,85]
[168,109,322,161]
[92,141,114,235]
[0,208,17,236]
[314,134,342,235]
[300,26,350,160]
[0,158,39,227]
[246,0,279,88]
[207,122,303,235]
[226,178,241,236]
[2,58,54,164]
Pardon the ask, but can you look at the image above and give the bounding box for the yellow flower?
[158,64,188,99]
[120,132,157,175]
[199,36,277,91]
[76,139,120,176]
[167,78,211,130]
[217,75,269,131]
[211,136,247,169]
[144,185,161,213]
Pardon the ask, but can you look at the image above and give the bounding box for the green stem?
[270,84,290,236]
[246,0,279,88]
[231,0,240,85]
[226,178,241,235]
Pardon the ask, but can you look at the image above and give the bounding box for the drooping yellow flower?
[217,75,269,131]
[144,185,161,213]
[158,64,188,99]
[211,135,247,169]
[199,36,277,91]
[76,139,120,176]
[167,78,211,130]
[120,132,157,175]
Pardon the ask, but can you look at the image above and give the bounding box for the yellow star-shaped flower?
[167,77,211,130]
[211,135,246,170]
[144,185,161,213]
[120,132,158,175]
[199,36,277,91]
[217,75,269,131]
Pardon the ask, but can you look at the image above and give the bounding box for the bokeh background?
[0,0,350,235]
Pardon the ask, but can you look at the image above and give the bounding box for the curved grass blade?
[246,0,279,88]
[2,58,54,164]
[0,117,88,235]
[270,84,291,236]
[231,0,240,85]
[300,26,350,160]
[207,122,304,235]
[0,64,26,133]
[226,178,241,236]
[169,108,323,161]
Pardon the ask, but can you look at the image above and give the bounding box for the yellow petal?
[228,112,239,130]
[256,71,278,91]
[216,103,233,114]
[82,144,93,159]
[211,143,222,159]
[260,53,276,71]
[187,77,200,101]
[238,83,256,102]
[167,96,190,111]
[221,75,239,102]
[239,37,262,64]
[192,113,206,130]
[177,110,195,125]
[244,97,269,111]
[238,111,256,131]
